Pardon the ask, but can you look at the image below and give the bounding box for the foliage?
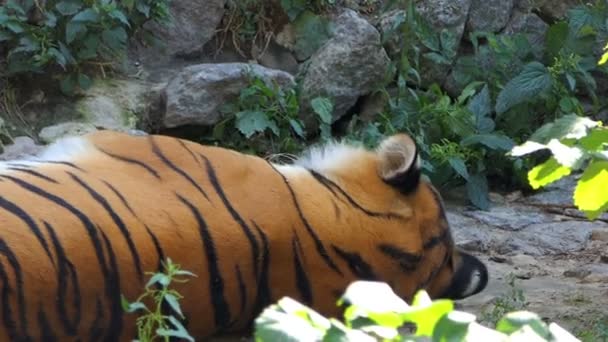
[254,280,579,341]
[0,0,170,94]
[209,71,331,156]
[480,274,528,327]
[510,114,608,219]
[121,258,196,342]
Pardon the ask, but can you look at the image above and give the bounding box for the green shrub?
[254,281,579,341]
[122,258,196,342]
[0,0,170,94]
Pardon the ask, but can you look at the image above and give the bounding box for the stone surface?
[466,0,515,33]
[38,122,98,144]
[0,136,43,160]
[135,0,226,61]
[461,205,551,231]
[503,11,549,57]
[163,63,296,128]
[298,9,391,128]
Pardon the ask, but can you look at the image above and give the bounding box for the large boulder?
[466,0,515,33]
[298,9,390,127]
[503,11,549,58]
[162,63,296,129]
[134,0,226,62]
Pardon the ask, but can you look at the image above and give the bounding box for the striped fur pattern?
[0,130,488,340]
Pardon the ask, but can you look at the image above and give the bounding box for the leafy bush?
[208,71,332,156]
[510,114,608,220]
[255,280,579,341]
[0,0,170,94]
[122,258,196,342]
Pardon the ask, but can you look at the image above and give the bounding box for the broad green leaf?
[448,157,469,181]
[466,173,490,210]
[120,295,147,313]
[496,311,549,337]
[72,8,99,22]
[289,119,305,138]
[254,298,327,342]
[573,160,608,220]
[544,21,568,61]
[527,157,571,190]
[157,316,195,342]
[580,127,608,151]
[432,311,476,341]
[401,298,454,336]
[339,281,409,322]
[495,62,552,114]
[65,21,86,43]
[164,293,184,318]
[311,97,333,124]
[44,11,57,27]
[457,81,484,104]
[236,111,278,138]
[146,273,170,288]
[59,75,76,95]
[461,134,515,151]
[77,73,92,90]
[102,27,127,50]
[109,9,130,27]
[280,0,308,21]
[55,1,82,15]
[529,114,600,143]
[423,51,452,65]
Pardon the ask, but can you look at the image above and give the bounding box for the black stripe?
[39,160,85,171]
[201,155,260,278]
[292,232,313,305]
[309,170,404,220]
[332,245,378,280]
[0,239,31,341]
[98,147,161,179]
[428,185,449,221]
[2,176,118,338]
[6,167,59,183]
[44,221,81,335]
[144,225,165,272]
[88,298,105,342]
[0,190,55,266]
[251,221,271,317]
[102,181,137,216]
[0,250,18,341]
[37,305,57,342]
[67,172,143,280]
[236,264,247,315]
[150,137,210,201]
[98,228,123,341]
[418,248,451,291]
[177,194,231,329]
[378,243,422,273]
[423,230,450,250]
[267,164,342,275]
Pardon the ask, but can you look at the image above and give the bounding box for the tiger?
[0,129,488,341]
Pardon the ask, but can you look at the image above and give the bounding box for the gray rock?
[375,9,406,59]
[298,9,390,128]
[461,205,551,231]
[539,0,580,20]
[0,136,44,161]
[136,0,226,61]
[414,0,472,87]
[501,221,599,256]
[39,122,98,144]
[466,0,515,33]
[163,63,296,128]
[503,11,549,58]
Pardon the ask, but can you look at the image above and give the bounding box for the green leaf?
[573,160,608,220]
[509,141,548,157]
[339,281,409,320]
[235,111,276,138]
[65,21,86,43]
[544,21,568,61]
[545,139,586,169]
[401,293,454,337]
[496,311,549,337]
[157,316,195,342]
[292,11,332,60]
[280,0,308,21]
[146,273,170,288]
[311,97,333,124]
[289,119,305,138]
[164,293,184,318]
[77,73,92,90]
[448,157,469,181]
[59,75,76,95]
[55,1,82,15]
[44,11,58,27]
[466,173,490,210]
[423,51,451,65]
[120,295,147,313]
[528,157,571,190]
[432,311,476,341]
[72,8,99,22]
[109,9,130,27]
[254,297,327,342]
[495,62,552,114]
[529,114,600,143]
[461,134,515,151]
[468,85,495,134]
[102,27,127,50]
[580,127,608,151]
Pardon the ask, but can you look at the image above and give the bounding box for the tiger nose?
[439,252,488,300]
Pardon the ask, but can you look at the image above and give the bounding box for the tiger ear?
[376,134,421,194]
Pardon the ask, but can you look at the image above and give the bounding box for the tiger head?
[284,133,488,307]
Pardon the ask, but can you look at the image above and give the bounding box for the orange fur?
[0,130,487,340]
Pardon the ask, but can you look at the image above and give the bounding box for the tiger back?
[0,130,487,340]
